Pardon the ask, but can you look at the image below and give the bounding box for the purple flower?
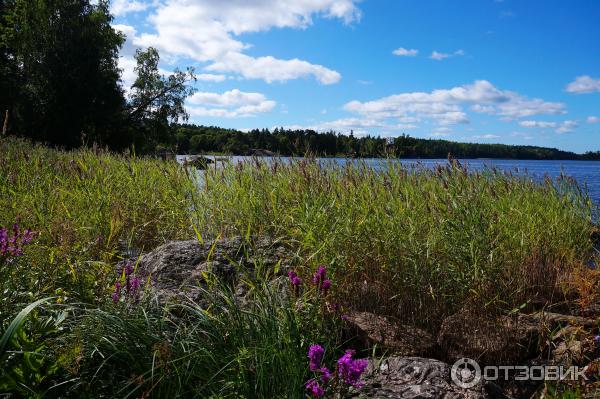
[130,277,141,298]
[0,224,35,259]
[111,292,120,303]
[594,335,600,342]
[308,344,325,371]
[337,350,368,388]
[321,279,332,294]
[288,270,302,286]
[312,266,327,285]
[305,379,324,398]
[320,367,333,383]
[124,261,134,276]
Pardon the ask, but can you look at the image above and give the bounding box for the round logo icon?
[451,358,482,389]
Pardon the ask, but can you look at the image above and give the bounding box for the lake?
[178,156,600,204]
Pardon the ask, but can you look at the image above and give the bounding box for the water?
[177,155,600,204]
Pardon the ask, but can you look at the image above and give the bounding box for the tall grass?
[0,137,196,306]
[195,158,595,328]
[1,137,597,397]
[68,284,340,398]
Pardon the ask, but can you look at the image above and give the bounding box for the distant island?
[172,124,600,160]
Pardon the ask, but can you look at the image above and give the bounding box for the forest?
[174,124,600,160]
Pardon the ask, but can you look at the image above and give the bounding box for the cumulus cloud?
[343,80,565,128]
[429,49,465,60]
[129,0,359,84]
[565,75,600,94]
[197,73,228,82]
[519,119,578,134]
[519,120,557,128]
[110,0,149,16]
[393,47,418,57]
[555,120,578,134]
[186,89,276,118]
[588,116,600,124]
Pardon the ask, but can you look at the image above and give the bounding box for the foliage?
[0,2,196,151]
[68,280,341,398]
[0,0,125,148]
[173,124,600,160]
[127,47,197,152]
[195,158,596,327]
[0,298,67,398]
[0,137,197,307]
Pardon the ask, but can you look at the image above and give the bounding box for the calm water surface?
[178,156,600,204]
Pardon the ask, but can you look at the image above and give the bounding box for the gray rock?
[125,236,292,302]
[345,311,436,357]
[437,309,539,365]
[354,357,489,398]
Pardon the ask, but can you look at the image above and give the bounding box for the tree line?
[174,125,600,160]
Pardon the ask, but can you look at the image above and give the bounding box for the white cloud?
[393,47,418,57]
[556,120,578,134]
[343,80,565,127]
[111,0,149,16]
[131,0,359,84]
[588,116,600,124]
[429,49,465,60]
[519,119,579,134]
[205,53,341,84]
[565,75,600,94]
[471,134,500,139]
[186,89,276,118]
[519,120,557,128]
[197,73,228,82]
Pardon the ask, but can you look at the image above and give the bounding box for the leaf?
[0,297,53,358]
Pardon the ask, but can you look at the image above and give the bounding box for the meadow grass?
[195,158,596,327]
[0,137,597,397]
[0,137,196,307]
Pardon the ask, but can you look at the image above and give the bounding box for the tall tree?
[127,47,196,152]
[0,0,125,148]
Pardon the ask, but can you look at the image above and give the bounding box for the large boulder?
[437,309,540,365]
[125,236,293,302]
[345,311,437,357]
[354,357,489,398]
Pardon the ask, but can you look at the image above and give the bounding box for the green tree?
[0,0,125,148]
[127,47,196,152]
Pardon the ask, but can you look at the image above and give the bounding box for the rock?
[552,340,585,365]
[126,236,293,302]
[437,309,539,365]
[345,311,436,356]
[522,311,597,329]
[353,357,489,398]
[184,155,214,169]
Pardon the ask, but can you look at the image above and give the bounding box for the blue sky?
[111,0,600,153]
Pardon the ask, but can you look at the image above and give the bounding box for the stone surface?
[345,311,436,356]
[437,309,540,365]
[523,311,597,329]
[353,357,489,398]
[124,236,292,302]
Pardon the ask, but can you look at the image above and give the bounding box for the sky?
[110,0,600,153]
